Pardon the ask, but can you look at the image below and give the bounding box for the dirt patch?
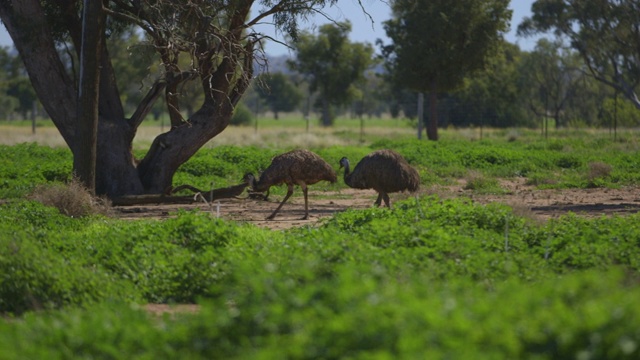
[434,178,640,222]
[114,188,381,230]
[113,181,640,229]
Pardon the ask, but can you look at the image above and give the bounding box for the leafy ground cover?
[1,133,640,358]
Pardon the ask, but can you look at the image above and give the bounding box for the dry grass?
[0,126,67,147]
[28,178,113,218]
[587,161,613,181]
[0,122,416,149]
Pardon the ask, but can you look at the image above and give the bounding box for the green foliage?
[0,202,137,314]
[5,135,640,200]
[255,72,303,118]
[600,97,640,127]
[175,146,276,189]
[230,103,253,126]
[0,143,72,198]
[519,0,640,110]
[289,21,375,126]
[2,186,640,355]
[381,0,511,93]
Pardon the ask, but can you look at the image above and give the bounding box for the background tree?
[381,0,511,140]
[355,70,387,118]
[448,41,529,129]
[0,0,348,197]
[0,48,18,119]
[0,46,35,120]
[256,72,302,119]
[518,0,640,109]
[519,39,584,131]
[288,21,375,126]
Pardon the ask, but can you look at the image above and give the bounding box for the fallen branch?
[111,182,249,206]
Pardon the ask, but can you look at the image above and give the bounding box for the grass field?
[2,115,637,149]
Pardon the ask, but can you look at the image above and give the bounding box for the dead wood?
[111,182,249,206]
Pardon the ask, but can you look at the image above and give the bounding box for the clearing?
[114,180,640,230]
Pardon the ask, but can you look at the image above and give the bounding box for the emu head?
[338,157,350,169]
[243,173,257,190]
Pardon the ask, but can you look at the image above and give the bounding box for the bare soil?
[113,180,640,230]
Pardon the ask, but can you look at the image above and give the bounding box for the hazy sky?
[0,0,540,55]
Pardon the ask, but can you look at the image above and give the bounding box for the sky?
[0,0,540,56]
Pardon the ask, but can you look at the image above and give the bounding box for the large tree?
[288,21,375,126]
[381,0,511,140]
[518,0,640,109]
[0,0,347,197]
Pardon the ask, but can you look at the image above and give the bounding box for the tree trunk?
[75,0,105,194]
[427,80,438,141]
[321,98,332,126]
[417,92,424,140]
[94,119,144,196]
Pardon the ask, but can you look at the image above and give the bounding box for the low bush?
[1,270,639,359]
[28,177,112,218]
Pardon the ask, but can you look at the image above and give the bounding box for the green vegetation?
[3,129,639,198]
[1,135,640,358]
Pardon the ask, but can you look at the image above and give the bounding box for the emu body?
[339,149,419,208]
[248,149,337,220]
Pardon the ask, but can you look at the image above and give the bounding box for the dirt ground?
[113,180,640,230]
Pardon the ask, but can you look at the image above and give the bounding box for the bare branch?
[128,79,167,130]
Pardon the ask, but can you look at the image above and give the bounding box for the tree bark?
[0,0,78,146]
[417,92,424,140]
[427,79,439,141]
[321,98,331,126]
[75,0,105,194]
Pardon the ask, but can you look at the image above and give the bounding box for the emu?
[247,149,337,220]
[339,149,419,208]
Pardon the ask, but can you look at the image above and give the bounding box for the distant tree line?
[1,0,639,135]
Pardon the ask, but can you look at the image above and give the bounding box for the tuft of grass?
[28,177,112,218]
[463,170,505,194]
[587,161,612,183]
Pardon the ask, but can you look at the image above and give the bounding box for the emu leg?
[374,192,383,207]
[266,184,294,220]
[301,184,309,220]
[382,193,391,208]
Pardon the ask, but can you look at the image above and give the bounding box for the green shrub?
[230,103,253,126]
[0,232,138,315]
[3,270,639,359]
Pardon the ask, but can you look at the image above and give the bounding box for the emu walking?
[247,149,337,220]
[339,149,420,208]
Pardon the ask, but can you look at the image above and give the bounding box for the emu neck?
[251,176,268,192]
[342,162,351,179]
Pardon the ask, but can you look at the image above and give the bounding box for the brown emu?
[339,149,420,208]
[247,149,337,220]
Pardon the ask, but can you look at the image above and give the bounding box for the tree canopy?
[288,21,375,126]
[518,0,640,109]
[256,72,303,119]
[381,0,511,140]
